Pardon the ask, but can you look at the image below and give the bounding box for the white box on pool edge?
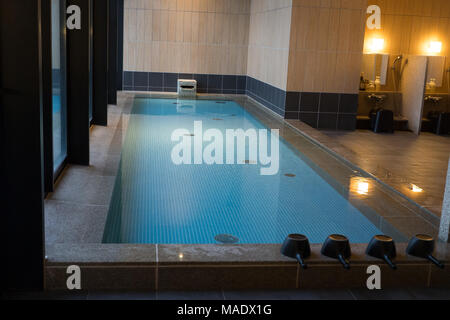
[177,79,197,97]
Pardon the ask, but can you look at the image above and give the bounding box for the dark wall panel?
[108,0,118,104]
[0,0,45,290]
[42,0,54,192]
[117,0,124,90]
[67,0,92,165]
[93,0,108,126]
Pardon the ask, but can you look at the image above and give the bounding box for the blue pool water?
[53,94,61,113]
[103,98,382,244]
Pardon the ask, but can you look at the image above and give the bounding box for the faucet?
[367,94,387,104]
[424,96,443,103]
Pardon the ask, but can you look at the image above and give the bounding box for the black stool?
[370,109,394,133]
[436,113,450,135]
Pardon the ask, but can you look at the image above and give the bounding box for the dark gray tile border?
[319,93,340,113]
[123,72,358,131]
[125,72,247,95]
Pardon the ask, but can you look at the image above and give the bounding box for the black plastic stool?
[436,113,450,135]
[370,109,394,133]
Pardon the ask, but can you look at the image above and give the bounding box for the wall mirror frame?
[426,56,447,89]
[361,53,390,86]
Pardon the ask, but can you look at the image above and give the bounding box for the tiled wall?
[246,77,287,117]
[284,92,359,130]
[123,0,250,75]
[121,0,372,130]
[365,0,450,94]
[287,0,367,94]
[284,0,367,129]
[247,0,292,91]
[123,71,246,93]
[244,0,293,118]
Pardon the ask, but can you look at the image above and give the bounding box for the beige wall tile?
[247,2,292,90]
[287,0,367,93]
[124,0,250,75]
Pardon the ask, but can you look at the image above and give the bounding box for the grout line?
[316,93,321,128]
[45,199,109,208]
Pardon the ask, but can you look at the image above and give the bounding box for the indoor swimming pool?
[102,97,389,244]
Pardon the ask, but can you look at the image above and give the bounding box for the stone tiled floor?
[287,120,450,217]
[3,288,450,300]
[45,95,132,245]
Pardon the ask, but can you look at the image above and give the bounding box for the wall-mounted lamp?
[427,41,442,54]
[369,38,384,53]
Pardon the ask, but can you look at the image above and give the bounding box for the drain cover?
[243,160,257,164]
[285,173,296,178]
[184,133,195,137]
[215,234,239,244]
[212,118,223,121]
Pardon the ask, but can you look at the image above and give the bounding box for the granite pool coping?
[45,243,450,266]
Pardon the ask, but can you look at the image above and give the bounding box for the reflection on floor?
[287,120,450,217]
[3,288,450,300]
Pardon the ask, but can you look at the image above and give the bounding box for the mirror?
[426,56,446,88]
[361,54,390,85]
